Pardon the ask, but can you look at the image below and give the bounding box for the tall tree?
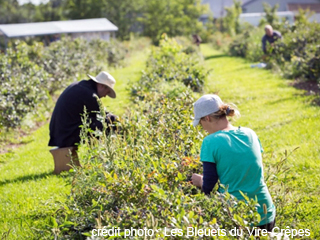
[259,2,279,27]
[139,0,206,44]
[0,0,24,23]
[65,0,142,40]
[65,0,105,19]
[34,0,66,22]
[103,0,143,40]
[223,0,242,36]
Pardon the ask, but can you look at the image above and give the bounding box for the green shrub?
[132,35,208,93]
[271,23,320,83]
[0,42,48,129]
[209,32,233,53]
[228,28,264,62]
[173,36,202,56]
[228,31,250,58]
[245,28,265,62]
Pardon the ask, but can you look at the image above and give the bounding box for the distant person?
[192,34,202,47]
[262,25,282,54]
[50,34,61,42]
[49,71,118,148]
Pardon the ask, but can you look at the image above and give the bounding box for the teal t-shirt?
[200,126,275,225]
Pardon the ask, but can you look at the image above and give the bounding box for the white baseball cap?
[192,94,223,127]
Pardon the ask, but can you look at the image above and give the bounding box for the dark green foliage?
[228,31,250,58]
[64,0,143,40]
[138,0,206,45]
[0,0,31,23]
[268,23,320,83]
[33,0,66,22]
[0,42,48,129]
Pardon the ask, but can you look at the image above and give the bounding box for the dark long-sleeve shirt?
[49,80,104,147]
[202,162,219,195]
[262,31,282,54]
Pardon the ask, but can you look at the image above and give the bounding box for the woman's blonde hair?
[202,103,240,120]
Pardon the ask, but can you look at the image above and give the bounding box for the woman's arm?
[202,162,219,195]
[192,162,218,195]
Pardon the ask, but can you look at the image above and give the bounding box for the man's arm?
[85,94,118,133]
[262,35,267,54]
[274,30,282,39]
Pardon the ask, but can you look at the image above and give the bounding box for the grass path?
[0,48,149,239]
[201,44,320,236]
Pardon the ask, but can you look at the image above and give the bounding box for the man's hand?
[191,173,203,188]
[105,113,121,134]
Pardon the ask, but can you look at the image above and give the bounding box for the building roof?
[240,11,295,17]
[0,18,118,38]
[242,0,258,8]
[287,3,320,13]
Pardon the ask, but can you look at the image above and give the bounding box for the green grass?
[101,48,150,116]
[201,44,320,237]
[0,48,149,239]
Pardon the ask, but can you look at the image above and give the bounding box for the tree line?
[0,0,208,43]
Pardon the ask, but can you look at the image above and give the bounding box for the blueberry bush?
[131,35,209,94]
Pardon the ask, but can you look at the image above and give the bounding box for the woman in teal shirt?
[191,94,276,231]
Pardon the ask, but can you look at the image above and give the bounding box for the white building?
[0,18,118,48]
[239,11,295,26]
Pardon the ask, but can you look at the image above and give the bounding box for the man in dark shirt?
[261,25,282,54]
[49,71,117,148]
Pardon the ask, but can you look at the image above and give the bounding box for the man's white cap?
[192,94,223,127]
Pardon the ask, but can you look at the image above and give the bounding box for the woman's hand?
[191,173,203,188]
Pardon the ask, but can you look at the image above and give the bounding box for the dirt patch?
[0,120,48,154]
[290,79,320,105]
[0,143,23,154]
[290,79,320,95]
